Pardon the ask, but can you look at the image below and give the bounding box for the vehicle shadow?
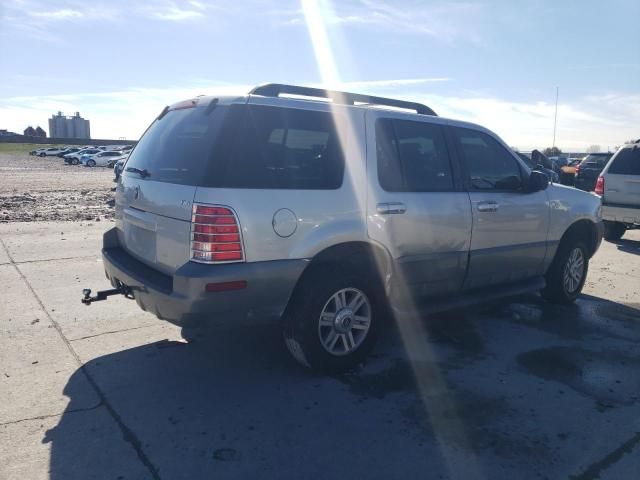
[610,237,640,256]
[43,322,452,480]
[45,293,640,480]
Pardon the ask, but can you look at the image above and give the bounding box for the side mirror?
[527,170,549,192]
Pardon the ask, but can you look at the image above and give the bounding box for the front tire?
[282,265,383,373]
[87,159,96,167]
[541,240,589,304]
[603,221,626,241]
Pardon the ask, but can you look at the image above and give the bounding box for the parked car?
[37,147,66,157]
[57,147,81,157]
[64,148,100,164]
[113,158,126,182]
[559,159,582,185]
[86,84,603,372]
[106,153,129,169]
[549,156,569,171]
[82,150,125,167]
[515,152,559,182]
[574,153,614,192]
[596,141,640,240]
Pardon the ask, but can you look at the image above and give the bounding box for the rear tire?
[603,221,626,241]
[72,158,79,165]
[541,240,589,304]
[282,264,383,373]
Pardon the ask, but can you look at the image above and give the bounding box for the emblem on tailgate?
[180,199,191,209]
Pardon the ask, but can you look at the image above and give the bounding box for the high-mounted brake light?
[190,204,244,264]
[594,176,604,195]
[170,99,198,111]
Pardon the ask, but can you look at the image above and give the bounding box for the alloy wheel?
[563,247,585,294]
[318,288,371,356]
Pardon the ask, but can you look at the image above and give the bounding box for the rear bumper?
[602,204,640,225]
[102,227,308,325]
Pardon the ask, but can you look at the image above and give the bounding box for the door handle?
[377,202,407,215]
[477,201,499,213]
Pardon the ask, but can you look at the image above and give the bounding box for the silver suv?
[596,140,640,241]
[86,84,604,372]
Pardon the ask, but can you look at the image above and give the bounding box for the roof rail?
[249,83,437,116]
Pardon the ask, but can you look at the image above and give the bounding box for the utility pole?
[552,86,559,148]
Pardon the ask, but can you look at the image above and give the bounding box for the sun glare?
[300,1,481,476]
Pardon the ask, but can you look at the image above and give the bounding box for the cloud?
[28,8,84,20]
[141,0,208,22]
[276,0,485,44]
[0,84,251,139]
[336,78,451,90]
[412,93,640,150]
[0,81,637,150]
[0,0,121,42]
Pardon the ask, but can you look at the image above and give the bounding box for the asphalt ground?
[1,220,639,480]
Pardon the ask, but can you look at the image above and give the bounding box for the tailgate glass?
[124,105,229,185]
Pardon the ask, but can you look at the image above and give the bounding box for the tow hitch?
[81,284,134,305]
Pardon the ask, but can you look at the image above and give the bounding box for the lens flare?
[300,1,482,476]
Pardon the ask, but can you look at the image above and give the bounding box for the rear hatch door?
[115,100,229,275]
[604,147,640,207]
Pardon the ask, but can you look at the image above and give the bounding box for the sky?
[0,0,638,151]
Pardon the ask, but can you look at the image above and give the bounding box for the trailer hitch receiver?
[82,284,133,305]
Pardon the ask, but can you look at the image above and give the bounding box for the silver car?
[597,140,640,240]
[86,83,604,372]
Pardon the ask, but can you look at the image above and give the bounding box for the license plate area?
[123,222,157,264]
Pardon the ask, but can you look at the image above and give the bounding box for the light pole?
[552,86,559,149]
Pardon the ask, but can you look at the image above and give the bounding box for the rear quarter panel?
[193,103,369,262]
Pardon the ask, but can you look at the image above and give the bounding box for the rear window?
[607,148,640,175]
[124,105,227,185]
[203,105,344,189]
[581,154,612,168]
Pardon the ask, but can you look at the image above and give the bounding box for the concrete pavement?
[1,221,639,479]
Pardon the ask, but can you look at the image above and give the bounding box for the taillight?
[594,176,604,195]
[190,204,244,263]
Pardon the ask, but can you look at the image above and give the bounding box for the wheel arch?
[305,240,393,285]
[558,219,600,258]
[283,241,394,316]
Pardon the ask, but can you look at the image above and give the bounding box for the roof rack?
[249,83,437,116]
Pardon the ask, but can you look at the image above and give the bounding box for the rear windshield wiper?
[126,167,150,178]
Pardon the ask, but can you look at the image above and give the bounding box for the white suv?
[597,140,640,240]
[84,84,604,372]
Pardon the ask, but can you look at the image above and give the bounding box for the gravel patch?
[0,153,115,222]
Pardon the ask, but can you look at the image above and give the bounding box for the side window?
[210,105,344,189]
[375,118,454,192]
[608,148,640,175]
[452,127,522,190]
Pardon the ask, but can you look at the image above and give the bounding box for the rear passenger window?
[608,148,640,175]
[207,105,344,189]
[452,127,523,190]
[375,118,454,192]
